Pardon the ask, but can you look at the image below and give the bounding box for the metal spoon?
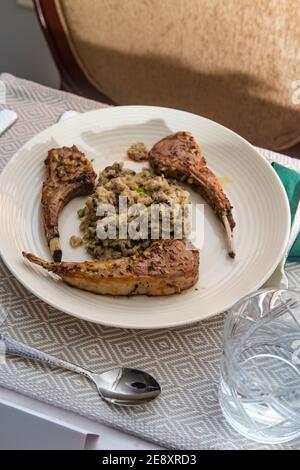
[0,335,161,405]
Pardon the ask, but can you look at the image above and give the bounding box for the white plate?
[0,106,290,329]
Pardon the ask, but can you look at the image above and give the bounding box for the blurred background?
[0,0,59,87]
[1,0,300,153]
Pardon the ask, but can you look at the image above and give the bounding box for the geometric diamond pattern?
[0,73,299,449]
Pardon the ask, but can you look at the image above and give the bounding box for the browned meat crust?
[42,145,96,262]
[22,239,199,296]
[149,131,236,257]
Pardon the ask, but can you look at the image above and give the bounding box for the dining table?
[0,73,299,450]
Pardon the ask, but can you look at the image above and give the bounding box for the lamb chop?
[23,239,199,296]
[149,131,236,258]
[42,145,96,262]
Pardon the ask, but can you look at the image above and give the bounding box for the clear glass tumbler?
[219,289,300,444]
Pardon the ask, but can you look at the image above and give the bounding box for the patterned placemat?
[0,74,299,449]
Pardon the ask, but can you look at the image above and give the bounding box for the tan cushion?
[56,0,300,150]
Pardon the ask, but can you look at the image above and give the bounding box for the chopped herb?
[134,186,146,196]
[77,208,85,218]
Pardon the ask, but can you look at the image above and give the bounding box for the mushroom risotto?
[75,162,190,260]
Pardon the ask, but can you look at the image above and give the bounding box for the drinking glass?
[219,289,300,444]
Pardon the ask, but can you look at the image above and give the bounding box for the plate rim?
[0,105,291,329]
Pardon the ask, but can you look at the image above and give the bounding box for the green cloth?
[272,162,300,262]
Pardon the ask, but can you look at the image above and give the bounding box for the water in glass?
[219,289,300,444]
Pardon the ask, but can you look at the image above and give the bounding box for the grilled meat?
[42,145,96,262]
[149,131,236,257]
[23,239,199,296]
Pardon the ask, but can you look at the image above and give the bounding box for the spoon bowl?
[92,368,161,405]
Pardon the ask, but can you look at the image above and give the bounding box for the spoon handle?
[0,334,92,380]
